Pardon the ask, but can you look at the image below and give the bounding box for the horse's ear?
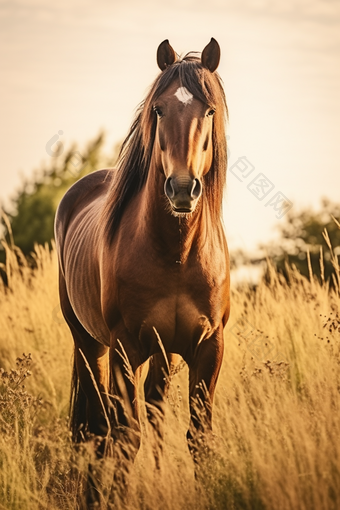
[201,38,220,73]
[157,40,177,71]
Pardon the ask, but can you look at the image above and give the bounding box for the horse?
[55,37,230,506]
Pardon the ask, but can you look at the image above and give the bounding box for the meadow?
[0,232,339,509]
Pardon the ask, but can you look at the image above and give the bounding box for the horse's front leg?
[144,353,169,467]
[185,325,224,463]
[109,333,142,483]
[144,352,181,468]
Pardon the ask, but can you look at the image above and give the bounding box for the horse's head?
[102,40,227,239]
[151,38,224,216]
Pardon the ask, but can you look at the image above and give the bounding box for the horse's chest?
[113,258,226,357]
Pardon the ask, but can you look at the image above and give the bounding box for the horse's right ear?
[157,40,177,71]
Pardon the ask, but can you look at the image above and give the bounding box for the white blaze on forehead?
[174,87,193,105]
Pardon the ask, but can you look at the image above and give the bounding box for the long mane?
[102,53,228,241]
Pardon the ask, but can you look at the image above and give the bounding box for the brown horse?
[55,38,230,504]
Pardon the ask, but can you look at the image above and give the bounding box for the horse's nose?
[164,176,202,212]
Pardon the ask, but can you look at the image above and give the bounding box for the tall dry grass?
[0,231,340,509]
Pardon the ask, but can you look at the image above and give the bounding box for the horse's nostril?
[164,177,175,199]
[190,178,202,199]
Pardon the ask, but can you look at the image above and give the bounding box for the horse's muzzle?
[164,176,202,212]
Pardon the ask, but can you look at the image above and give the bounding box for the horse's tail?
[69,352,87,443]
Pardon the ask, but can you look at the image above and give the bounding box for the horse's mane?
[102,53,228,241]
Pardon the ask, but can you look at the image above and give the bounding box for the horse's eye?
[207,109,216,117]
[153,107,163,118]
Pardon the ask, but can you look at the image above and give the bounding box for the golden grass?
[0,238,340,509]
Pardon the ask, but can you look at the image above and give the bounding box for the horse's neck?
[138,165,211,262]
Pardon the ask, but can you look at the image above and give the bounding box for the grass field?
[0,236,340,509]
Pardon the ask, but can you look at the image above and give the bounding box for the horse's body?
[55,38,230,505]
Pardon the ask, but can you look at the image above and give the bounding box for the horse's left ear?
[201,38,220,73]
[157,40,177,71]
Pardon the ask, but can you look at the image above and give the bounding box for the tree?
[1,132,121,259]
[261,198,340,284]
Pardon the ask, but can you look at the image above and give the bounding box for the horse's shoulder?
[54,168,114,261]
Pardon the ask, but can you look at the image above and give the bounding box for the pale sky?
[1,0,339,254]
